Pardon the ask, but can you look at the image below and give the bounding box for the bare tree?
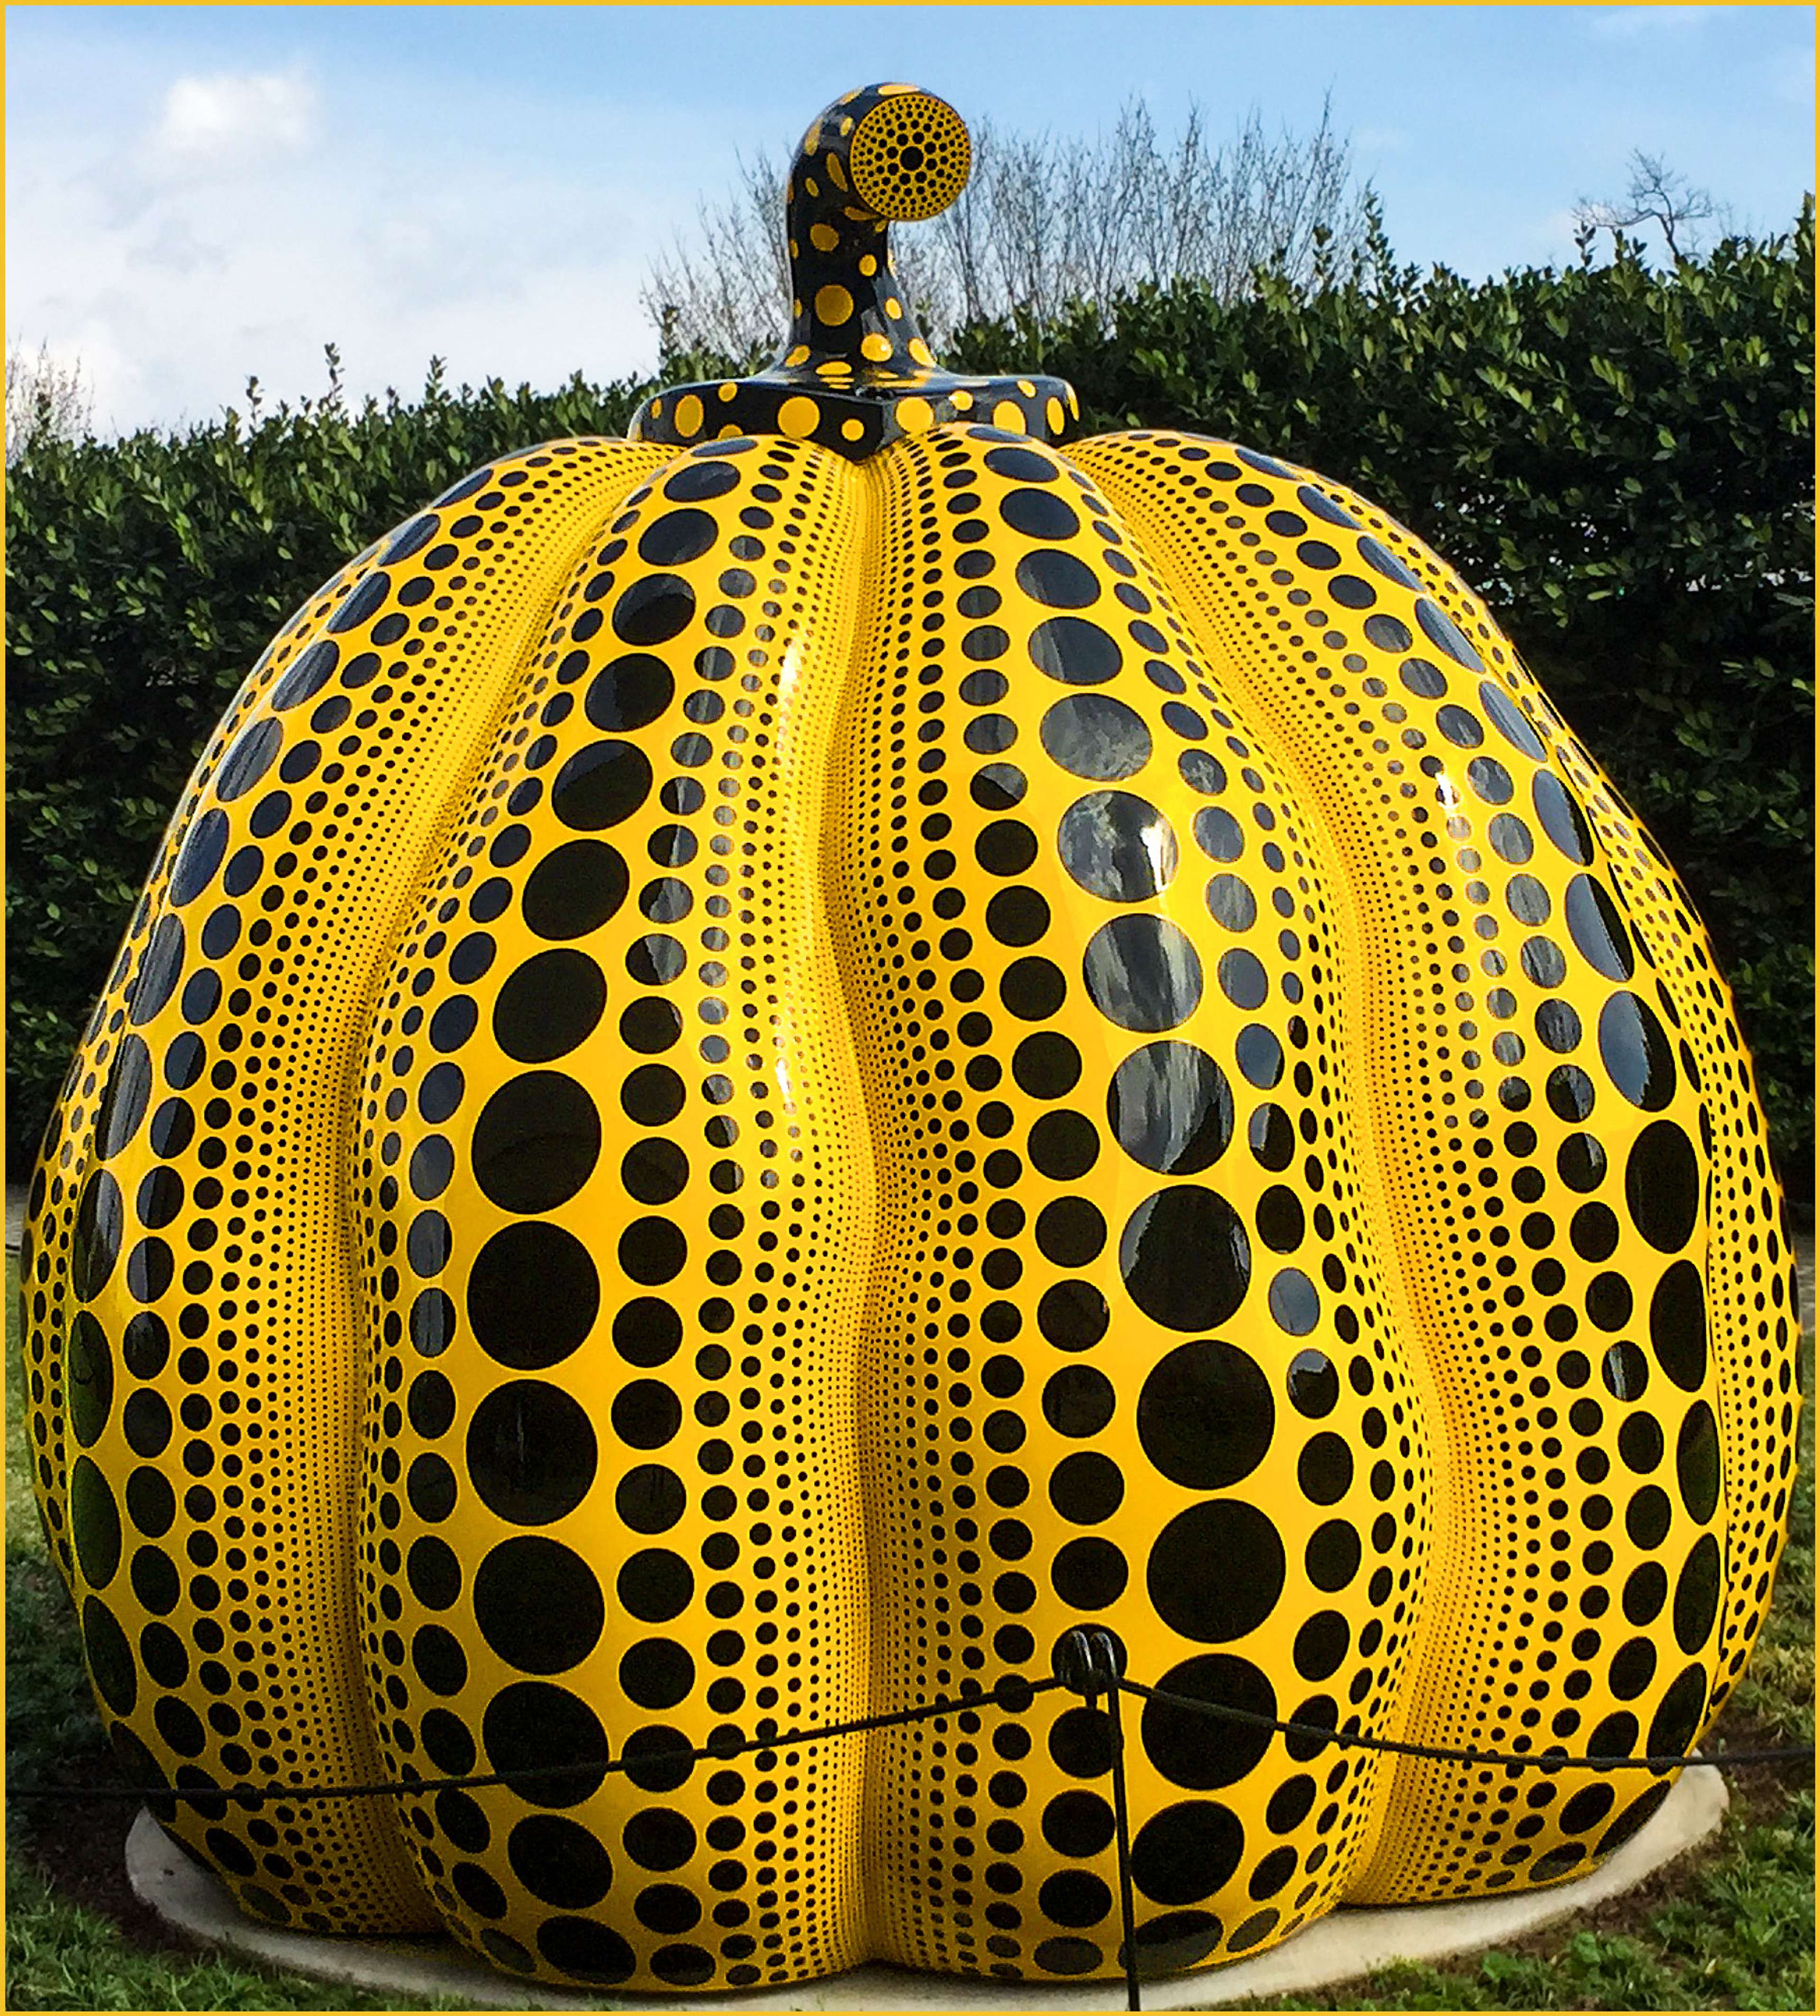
[644,94,1372,364]
[6,339,94,465]
[1574,150,1730,263]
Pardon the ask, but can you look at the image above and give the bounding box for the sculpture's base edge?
[125,1771,1725,2012]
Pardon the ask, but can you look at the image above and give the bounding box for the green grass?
[7,1251,1812,2009]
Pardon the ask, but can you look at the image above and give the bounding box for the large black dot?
[613,573,695,645]
[1029,616,1121,685]
[82,1597,136,1715]
[553,741,652,830]
[473,1535,603,1673]
[97,1035,154,1160]
[1532,771,1594,864]
[618,1548,695,1624]
[619,1639,695,1710]
[170,810,229,907]
[468,1382,598,1525]
[1130,1801,1244,1906]
[538,1916,637,1984]
[1140,1654,1276,1790]
[1649,1260,1707,1391]
[1625,1121,1699,1253]
[587,652,675,733]
[1040,695,1152,781]
[522,840,628,940]
[1647,1662,1708,1760]
[485,1682,610,1806]
[1673,1533,1721,1653]
[72,1456,122,1588]
[1138,1340,1273,1489]
[1018,549,1100,608]
[509,1814,612,1909]
[616,1465,688,1534]
[215,717,281,800]
[1107,1040,1232,1175]
[1598,992,1676,1110]
[128,916,185,1026]
[1147,1501,1284,1642]
[1083,916,1203,1032]
[1120,1187,1251,1330]
[493,951,607,1063]
[1565,874,1634,981]
[467,1222,599,1369]
[1675,1402,1721,1523]
[1002,487,1080,540]
[67,1313,114,1450]
[472,1071,601,1213]
[1058,792,1177,903]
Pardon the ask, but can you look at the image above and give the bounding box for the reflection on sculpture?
[21,81,1798,1995]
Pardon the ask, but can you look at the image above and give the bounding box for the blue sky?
[6,4,1813,437]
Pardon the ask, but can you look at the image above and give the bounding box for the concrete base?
[127,1769,1726,2010]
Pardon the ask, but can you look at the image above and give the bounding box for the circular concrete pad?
[127,1770,1724,2009]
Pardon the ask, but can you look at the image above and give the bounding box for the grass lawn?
[6,1250,1812,2010]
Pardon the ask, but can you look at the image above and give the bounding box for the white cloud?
[1355,126,1410,154]
[151,67,318,165]
[1589,7,1715,43]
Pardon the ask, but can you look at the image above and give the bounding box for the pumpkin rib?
[44,437,672,1935]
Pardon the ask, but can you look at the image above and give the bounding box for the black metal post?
[1105,1670,1142,2013]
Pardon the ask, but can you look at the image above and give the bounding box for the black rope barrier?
[8,1629,1812,2012]
[6,1675,1063,1807]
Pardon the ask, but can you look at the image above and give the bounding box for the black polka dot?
[619,1638,694,1710]
[509,1814,612,1909]
[1147,1501,1284,1642]
[1029,616,1121,685]
[1625,1122,1699,1252]
[1001,487,1079,539]
[1058,791,1177,902]
[1083,916,1203,1032]
[473,1072,601,1209]
[537,1916,636,1984]
[1533,771,1595,863]
[1673,1533,1721,1652]
[467,1382,597,1524]
[586,652,675,731]
[553,741,652,830]
[613,574,695,645]
[522,840,628,940]
[1108,1041,1231,1175]
[215,718,281,800]
[473,1535,603,1674]
[1140,1653,1276,1790]
[1131,1800,1244,1906]
[1120,1187,1250,1330]
[1013,1032,1082,1098]
[1017,549,1100,608]
[128,916,186,1026]
[1649,1259,1707,1390]
[1138,1341,1273,1489]
[1037,1281,1110,1351]
[1675,1402,1720,1523]
[492,950,607,1063]
[1040,695,1152,781]
[170,810,229,907]
[1598,992,1675,1109]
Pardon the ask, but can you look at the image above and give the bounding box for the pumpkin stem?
[631,83,1077,460]
[774,83,969,386]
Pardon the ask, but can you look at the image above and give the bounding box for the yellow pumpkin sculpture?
[20,83,1800,1994]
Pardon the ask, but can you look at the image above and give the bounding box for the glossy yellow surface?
[22,419,1798,1993]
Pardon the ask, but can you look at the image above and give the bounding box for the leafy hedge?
[8,213,1813,1200]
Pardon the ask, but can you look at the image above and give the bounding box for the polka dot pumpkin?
[21,81,1799,1996]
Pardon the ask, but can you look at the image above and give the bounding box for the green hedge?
[8,213,1813,1200]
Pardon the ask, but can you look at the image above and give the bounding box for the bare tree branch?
[6,339,93,465]
[643,94,1373,362]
